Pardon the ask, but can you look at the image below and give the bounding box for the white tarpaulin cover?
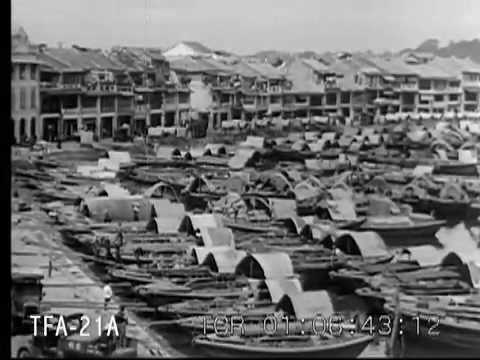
[459,149,478,164]
[412,165,434,177]
[98,158,120,171]
[108,151,132,164]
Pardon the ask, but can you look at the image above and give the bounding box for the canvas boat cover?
[459,149,478,164]
[76,165,116,179]
[235,252,294,279]
[326,199,357,221]
[262,278,303,303]
[305,159,322,171]
[407,130,428,143]
[228,148,258,170]
[204,144,227,156]
[276,290,334,319]
[412,165,434,177]
[304,131,319,142]
[180,213,224,235]
[99,182,130,198]
[334,230,389,258]
[198,227,235,248]
[241,136,265,149]
[201,247,247,273]
[98,158,120,171]
[148,199,186,233]
[81,197,151,222]
[108,151,132,164]
[156,146,181,159]
[366,195,401,216]
[294,181,320,202]
[322,132,337,142]
[308,139,328,152]
[269,198,297,220]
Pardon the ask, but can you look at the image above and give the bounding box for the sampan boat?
[358,215,446,245]
[192,333,373,358]
[135,277,253,307]
[384,296,480,357]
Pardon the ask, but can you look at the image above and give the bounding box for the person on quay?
[114,305,128,346]
[103,282,113,310]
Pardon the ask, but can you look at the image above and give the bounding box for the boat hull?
[193,335,373,358]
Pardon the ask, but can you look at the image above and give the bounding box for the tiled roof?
[431,57,480,76]
[364,56,417,76]
[198,57,235,74]
[302,58,330,73]
[285,64,324,93]
[404,61,457,79]
[169,56,218,73]
[109,47,167,72]
[244,61,284,79]
[231,60,262,78]
[181,41,212,54]
[40,47,126,72]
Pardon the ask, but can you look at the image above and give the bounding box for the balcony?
[62,107,81,116]
[324,80,339,90]
[400,83,418,91]
[86,83,134,94]
[82,106,97,114]
[268,85,283,93]
[463,79,480,88]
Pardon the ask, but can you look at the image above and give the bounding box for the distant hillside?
[401,38,480,63]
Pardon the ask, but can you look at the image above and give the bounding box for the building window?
[30,117,36,137]
[326,93,337,106]
[434,94,444,102]
[449,94,459,102]
[31,88,36,109]
[402,93,415,105]
[30,65,37,80]
[419,79,431,90]
[340,92,350,104]
[11,88,15,110]
[19,118,26,139]
[310,95,322,106]
[449,80,460,88]
[20,88,26,109]
[465,91,477,102]
[19,64,27,80]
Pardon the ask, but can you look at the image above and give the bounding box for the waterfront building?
[11,25,42,143]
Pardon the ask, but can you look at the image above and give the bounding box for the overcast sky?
[12,0,480,54]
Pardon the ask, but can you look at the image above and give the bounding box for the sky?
[12,0,480,54]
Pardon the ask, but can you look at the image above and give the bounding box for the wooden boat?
[223,218,286,234]
[192,333,373,358]
[359,215,446,245]
[156,299,273,320]
[329,260,421,293]
[266,147,316,163]
[135,277,253,307]
[384,296,480,356]
[433,162,479,177]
